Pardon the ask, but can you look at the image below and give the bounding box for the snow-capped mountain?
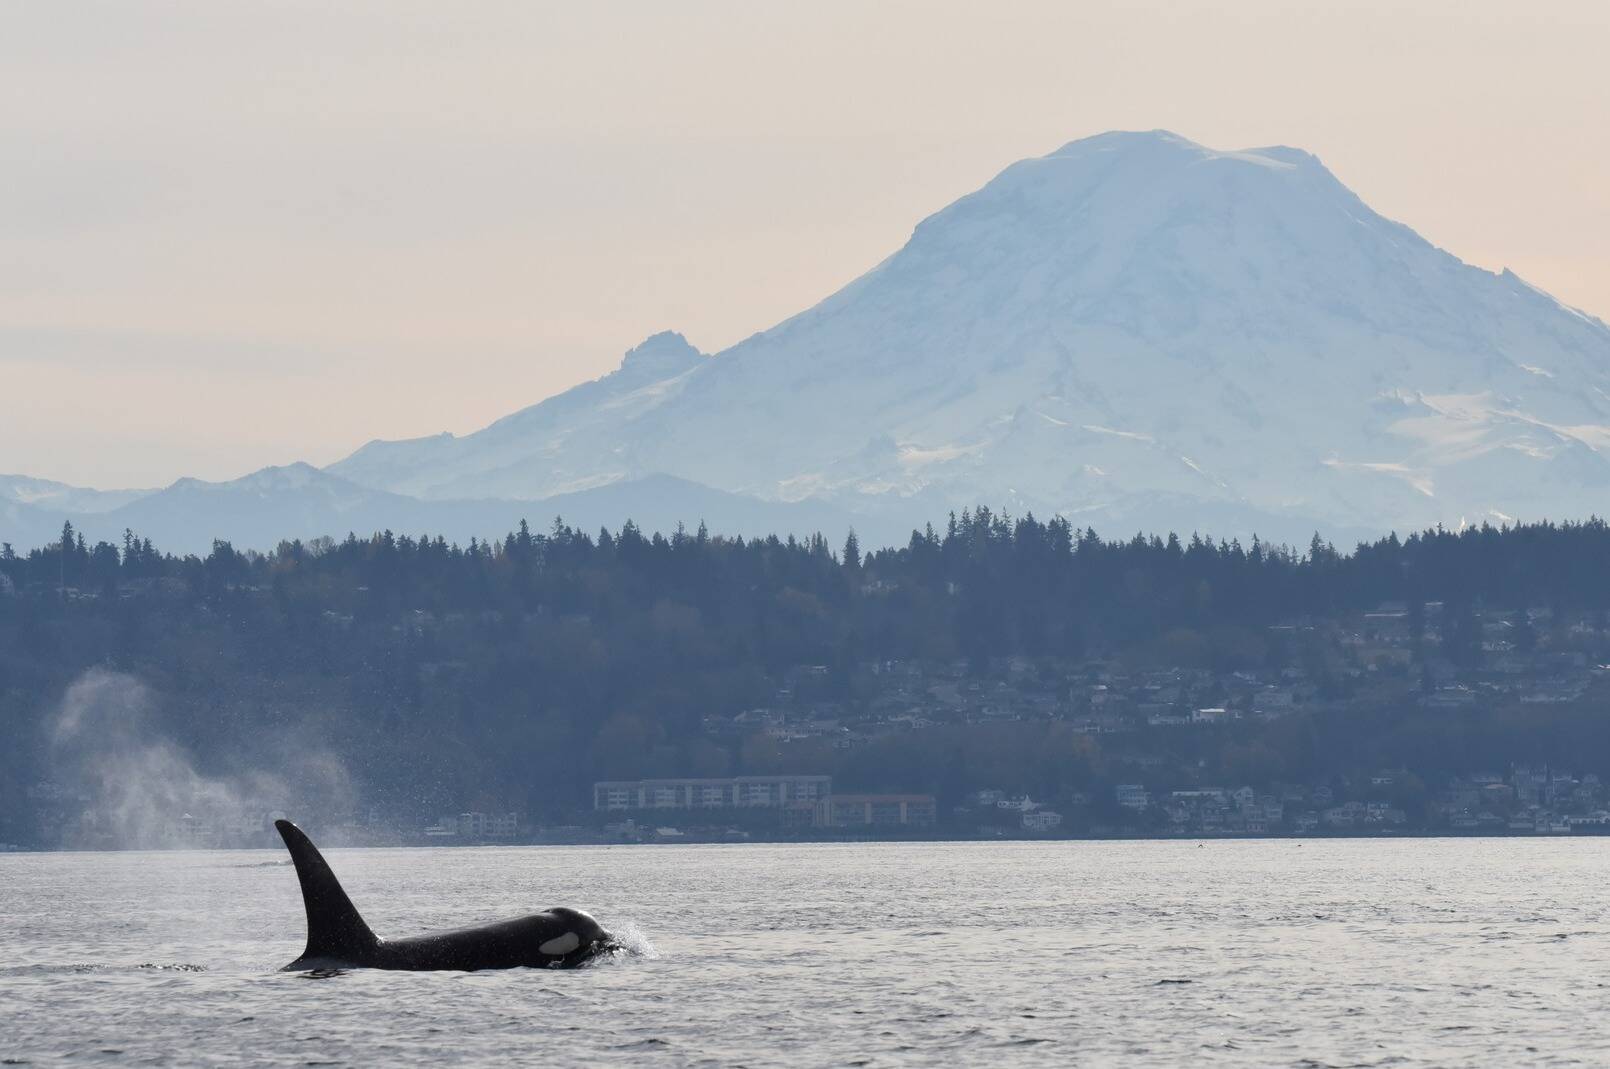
[8,129,1609,556]
[329,130,1610,544]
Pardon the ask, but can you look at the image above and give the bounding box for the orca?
[274,819,615,971]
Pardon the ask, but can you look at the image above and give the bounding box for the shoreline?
[7,827,1610,853]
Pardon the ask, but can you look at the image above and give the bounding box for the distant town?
[14,596,1610,849]
[8,515,1610,850]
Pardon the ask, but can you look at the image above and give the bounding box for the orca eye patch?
[539,932,581,957]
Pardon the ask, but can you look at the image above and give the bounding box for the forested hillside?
[5,512,1610,845]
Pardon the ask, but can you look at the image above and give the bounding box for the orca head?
[538,907,614,966]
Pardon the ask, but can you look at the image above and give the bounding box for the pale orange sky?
[3,1,1607,488]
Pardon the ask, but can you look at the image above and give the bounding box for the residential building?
[816,794,936,828]
[1022,810,1063,832]
[592,775,831,811]
[1116,784,1151,809]
[425,811,519,838]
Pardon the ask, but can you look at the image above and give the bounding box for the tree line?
[4,511,1610,841]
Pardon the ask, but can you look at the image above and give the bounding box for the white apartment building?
[593,775,832,812]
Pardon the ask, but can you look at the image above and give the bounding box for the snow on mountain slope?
[0,498,63,554]
[330,332,708,499]
[0,476,155,554]
[325,130,1610,541]
[0,474,153,514]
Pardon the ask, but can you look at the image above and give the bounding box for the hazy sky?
[4,1,1608,488]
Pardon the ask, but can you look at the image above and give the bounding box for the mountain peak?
[1049,128,1202,156]
[618,331,705,378]
[168,461,334,495]
[876,129,1389,330]
[1045,129,1321,169]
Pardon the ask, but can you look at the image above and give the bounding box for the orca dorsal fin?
[275,819,380,962]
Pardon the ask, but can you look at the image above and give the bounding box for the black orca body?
[275,819,614,971]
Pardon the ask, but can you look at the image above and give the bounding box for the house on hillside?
[1115,784,1151,810]
[1022,810,1063,832]
[817,795,936,828]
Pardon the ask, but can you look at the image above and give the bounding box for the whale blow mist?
[45,668,356,849]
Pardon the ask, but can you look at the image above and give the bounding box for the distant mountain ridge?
[0,465,860,557]
[0,474,153,515]
[6,129,1610,554]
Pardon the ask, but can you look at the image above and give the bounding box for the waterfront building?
[1022,810,1063,832]
[1115,784,1151,809]
[815,794,936,828]
[424,811,520,838]
[592,775,831,812]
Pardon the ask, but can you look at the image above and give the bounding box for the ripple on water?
[6,839,1610,1067]
[0,962,208,976]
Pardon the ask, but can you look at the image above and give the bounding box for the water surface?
[3,839,1608,1065]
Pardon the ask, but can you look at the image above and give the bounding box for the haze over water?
[3,838,1608,1066]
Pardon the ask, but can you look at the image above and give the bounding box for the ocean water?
[3,838,1609,1066]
